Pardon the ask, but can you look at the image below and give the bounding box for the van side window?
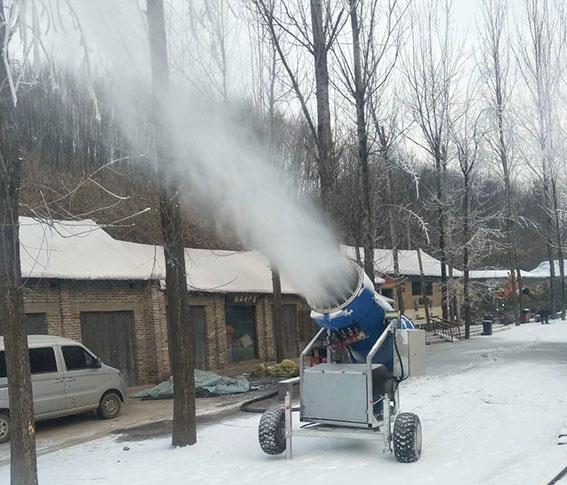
[29,348,58,374]
[62,346,97,370]
[0,352,5,378]
[0,349,57,376]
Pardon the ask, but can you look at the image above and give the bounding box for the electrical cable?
[392,323,408,401]
[239,389,300,414]
[239,390,279,413]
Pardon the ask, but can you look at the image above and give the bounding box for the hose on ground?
[239,389,300,413]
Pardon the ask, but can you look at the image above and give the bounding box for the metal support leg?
[285,391,292,460]
[383,393,391,453]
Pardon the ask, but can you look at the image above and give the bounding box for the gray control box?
[301,363,384,425]
[393,329,426,377]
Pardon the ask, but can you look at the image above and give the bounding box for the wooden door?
[281,304,299,357]
[80,311,136,386]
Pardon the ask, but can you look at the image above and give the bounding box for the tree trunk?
[392,249,405,313]
[349,0,374,282]
[435,151,448,320]
[271,266,284,361]
[0,0,39,481]
[497,85,520,326]
[552,179,565,319]
[147,0,196,448]
[384,161,404,313]
[310,0,336,219]
[463,172,471,339]
[416,247,431,326]
[0,121,39,485]
[546,231,556,317]
[504,178,520,326]
[544,174,556,317]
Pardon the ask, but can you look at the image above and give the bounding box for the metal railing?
[424,317,462,342]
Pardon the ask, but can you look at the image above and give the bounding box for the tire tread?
[393,412,421,463]
[258,407,286,455]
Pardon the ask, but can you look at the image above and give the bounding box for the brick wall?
[23,279,168,385]
[22,279,308,384]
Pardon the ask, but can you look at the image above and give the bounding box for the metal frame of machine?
[284,319,399,459]
[258,262,423,463]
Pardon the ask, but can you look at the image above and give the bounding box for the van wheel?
[98,392,122,419]
[0,413,10,443]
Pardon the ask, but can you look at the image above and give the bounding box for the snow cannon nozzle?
[307,260,363,314]
[309,260,394,363]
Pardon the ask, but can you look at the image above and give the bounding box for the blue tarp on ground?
[133,370,250,400]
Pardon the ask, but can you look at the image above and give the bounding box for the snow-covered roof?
[18,217,296,294]
[469,269,511,280]
[469,269,534,280]
[341,246,463,278]
[523,260,567,279]
[19,217,161,281]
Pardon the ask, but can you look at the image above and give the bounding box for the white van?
[0,335,126,443]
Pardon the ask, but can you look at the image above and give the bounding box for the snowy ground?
[2,322,567,484]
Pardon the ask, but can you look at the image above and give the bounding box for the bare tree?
[0,37,38,485]
[479,0,522,325]
[169,0,239,103]
[333,0,407,282]
[370,105,406,313]
[252,0,345,221]
[451,85,482,338]
[404,0,462,320]
[515,0,566,319]
[0,1,40,482]
[146,0,196,447]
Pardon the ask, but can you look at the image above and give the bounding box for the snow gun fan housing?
[309,262,395,369]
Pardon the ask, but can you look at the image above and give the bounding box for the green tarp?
[133,369,250,400]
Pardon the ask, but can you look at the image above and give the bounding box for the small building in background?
[18,217,313,386]
[341,246,462,324]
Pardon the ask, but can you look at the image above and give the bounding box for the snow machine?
[258,261,426,462]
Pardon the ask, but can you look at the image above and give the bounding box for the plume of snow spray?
[50,1,358,308]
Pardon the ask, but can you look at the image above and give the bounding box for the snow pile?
[2,322,567,484]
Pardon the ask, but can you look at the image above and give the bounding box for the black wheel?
[393,412,422,463]
[0,413,9,444]
[258,407,286,455]
[98,392,122,420]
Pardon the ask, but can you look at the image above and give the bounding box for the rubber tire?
[258,407,286,455]
[98,392,122,420]
[0,413,9,444]
[393,412,422,463]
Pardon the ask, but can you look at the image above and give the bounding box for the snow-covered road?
[2,322,567,484]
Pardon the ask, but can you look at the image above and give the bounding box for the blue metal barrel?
[310,262,394,369]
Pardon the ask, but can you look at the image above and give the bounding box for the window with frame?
[411,281,422,295]
[412,281,433,296]
[29,347,58,374]
[62,346,97,371]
